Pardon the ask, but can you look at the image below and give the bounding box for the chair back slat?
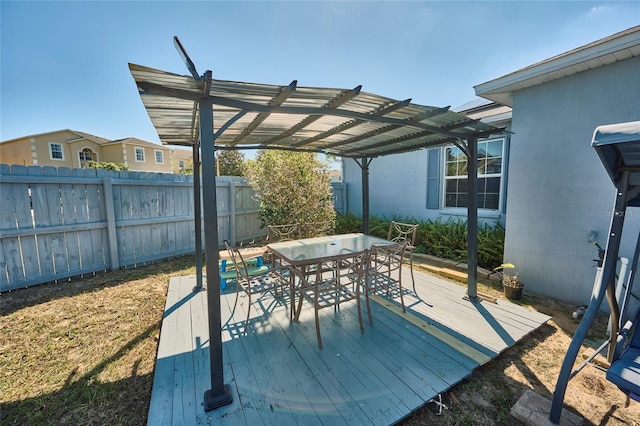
[267,223,301,242]
[387,221,418,247]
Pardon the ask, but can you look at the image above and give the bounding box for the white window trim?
[78,147,97,163]
[135,147,145,162]
[154,149,164,164]
[441,137,505,212]
[49,142,64,161]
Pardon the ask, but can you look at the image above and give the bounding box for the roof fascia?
[1,129,78,144]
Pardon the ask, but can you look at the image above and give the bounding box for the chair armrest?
[613,319,635,362]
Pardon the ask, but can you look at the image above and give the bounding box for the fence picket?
[58,167,82,273]
[0,182,24,285]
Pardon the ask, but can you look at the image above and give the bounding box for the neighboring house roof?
[67,130,112,145]
[0,129,110,145]
[474,25,640,106]
[104,137,170,150]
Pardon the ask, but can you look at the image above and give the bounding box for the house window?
[135,147,145,162]
[50,143,64,160]
[178,160,185,169]
[444,138,504,210]
[79,148,94,162]
[155,150,164,164]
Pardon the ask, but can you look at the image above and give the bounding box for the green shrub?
[245,150,335,228]
[334,213,505,270]
[335,212,362,234]
[87,161,129,171]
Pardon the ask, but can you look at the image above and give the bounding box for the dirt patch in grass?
[1,254,639,425]
[400,260,640,426]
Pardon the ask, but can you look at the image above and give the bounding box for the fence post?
[342,182,347,215]
[229,181,236,246]
[102,178,120,269]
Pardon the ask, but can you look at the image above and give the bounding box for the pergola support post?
[201,97,233,411]
[466,137,479,301]
[193,139,203,289]
[353,156,372,234]
[362,157,370,234]
[549,171,629,423]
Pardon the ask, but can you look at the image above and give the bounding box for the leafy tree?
[179,167,193,175]
[245,150,336,228]
[87,161,129,171]
[216,150,246,176]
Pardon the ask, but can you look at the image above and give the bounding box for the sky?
[1,1,639,152]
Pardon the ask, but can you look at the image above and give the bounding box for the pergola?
[129,37,503,410]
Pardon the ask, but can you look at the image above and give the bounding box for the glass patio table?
[266,233,395,320]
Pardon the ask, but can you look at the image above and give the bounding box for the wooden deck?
[147,268,550,425]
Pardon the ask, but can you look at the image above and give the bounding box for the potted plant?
[492,263,524,300]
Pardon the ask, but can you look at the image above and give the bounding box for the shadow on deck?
[147,268,550,425]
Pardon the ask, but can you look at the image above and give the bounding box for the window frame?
[135,147,145,162]
[49,142,64,161]
[154,149,164,164]
[442,137,505,212]
[78,147,96,162]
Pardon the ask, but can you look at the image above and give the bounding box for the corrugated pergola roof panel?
[130,63,503,157]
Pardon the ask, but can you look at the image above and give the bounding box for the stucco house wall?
[0,138,33,166]
[343,151,429,219]
[110,138,173,173]
[499,56,640,305]
[171,148,194,174]
[97,143,126,165]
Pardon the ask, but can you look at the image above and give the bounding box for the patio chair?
[224,240,281,329]
[292,249,368,349]
[301,221,335,238]
[266,223,301,281]
[365,241,408,320]
[387,221,419,293]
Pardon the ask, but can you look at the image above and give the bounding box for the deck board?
[148,267,550,425]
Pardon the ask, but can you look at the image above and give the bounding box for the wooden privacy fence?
[0,165,264,292]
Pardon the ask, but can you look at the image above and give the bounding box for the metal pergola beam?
[291,98,415,148]
[136,81,483,141]
[259,86,362,146]
[231,80,298,145]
